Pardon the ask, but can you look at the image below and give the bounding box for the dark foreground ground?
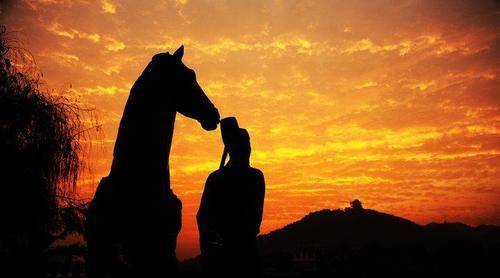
[45,205,500,277]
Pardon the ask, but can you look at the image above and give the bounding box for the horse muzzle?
[200,107,220,131]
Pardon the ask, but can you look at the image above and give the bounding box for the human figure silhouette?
[197,117,265,278]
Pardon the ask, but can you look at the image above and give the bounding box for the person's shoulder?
[207,169,224,181]
[249,167,264,179]
[249,167,263,174]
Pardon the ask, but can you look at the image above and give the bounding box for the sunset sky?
[1,0,499,259]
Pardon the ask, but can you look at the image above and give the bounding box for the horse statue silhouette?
[85,46,220,277]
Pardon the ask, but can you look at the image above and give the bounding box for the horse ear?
[173,45,184,60]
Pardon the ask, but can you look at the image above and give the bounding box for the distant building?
[350,199,363,210]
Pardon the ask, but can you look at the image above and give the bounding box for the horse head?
[144,45,220,130]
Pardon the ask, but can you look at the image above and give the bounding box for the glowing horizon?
[1,0,499,259]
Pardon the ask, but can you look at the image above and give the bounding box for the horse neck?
[109,82,176,192]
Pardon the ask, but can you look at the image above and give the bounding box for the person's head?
[228,128,251,164]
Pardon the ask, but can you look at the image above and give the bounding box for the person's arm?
[255,171,266,236]
[197,173,216,248]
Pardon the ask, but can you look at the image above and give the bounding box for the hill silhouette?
[259,206,500,251]
[181,200,500,277]
[254,201,500,277]
[258,206,422,252]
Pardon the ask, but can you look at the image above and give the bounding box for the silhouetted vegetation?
[0,26,88,276]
